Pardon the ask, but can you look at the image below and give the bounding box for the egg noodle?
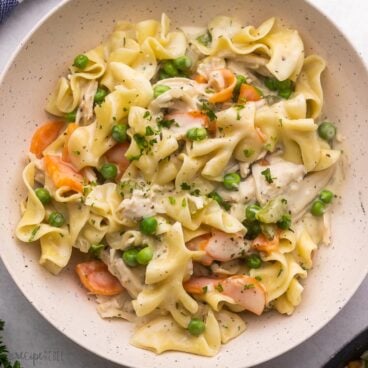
[16,14,342,356]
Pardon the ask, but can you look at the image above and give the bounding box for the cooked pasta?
[16,14,343,356]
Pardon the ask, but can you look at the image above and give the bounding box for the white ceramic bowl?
[1,1,367,367]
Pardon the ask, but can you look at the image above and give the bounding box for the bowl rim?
[1,0,368,367]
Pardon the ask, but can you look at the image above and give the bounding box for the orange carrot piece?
[183,275,266,315]
[166,110,209,128]
[186,234,213,266]
[208,69,236,104]
[30,121,65,158]
[252,232,280,254]
[76,260,124,296]
[105,142,130,178]
[62,123,78,163]
[238,84,262,103]
[221,275,266,315]
[194,74,208,84]
[183,277,222,295]
[44,155,84,193]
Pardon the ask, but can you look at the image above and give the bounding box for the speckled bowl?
[0,0,367,367]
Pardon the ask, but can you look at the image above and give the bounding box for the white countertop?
[0,1,367,367]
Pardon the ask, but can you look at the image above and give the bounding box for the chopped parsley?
[244,284,255,290]
[234,104,245,120]
[208,191,231,211]
[243,148,255,158]
[133,133,157,156]
[157,118,175,129]
[143,111,152,120]
[190,189,201,196]
[28,225,40,242]
[145,126,155,136]
[168,196,176,205]
[200,101,217,121]
[202,286,208,294]
[261,168,275,184]
[180,182,191,190]
[205,87,215,94]
[181,198,187,208]
[215,284,224,292]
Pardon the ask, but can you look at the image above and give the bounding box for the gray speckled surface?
[0,1,367,367]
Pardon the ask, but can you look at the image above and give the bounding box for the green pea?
[277,79,294,99]
[318,122,336,141]
[153,85,171,98]
[35,188,51,205]
[187,318,205,336]
[319,189,334,204]
[162,61,179,77]
[310,200,326,216]
[122,248,139,267]
[223,172,241,190]
[73,54,89,69]
[65,110,77,123]
[264,77,293,99]
[244,220,261,240]
[48,211,65,227]
[100,163,117,180]
[158,70,170,80]
[140,216,158,235]
[136,247,154,265]
[173,56,192,71]
[89,243,105,258]
[111,124,128,143]
[94,87,108,105]
[277,214,292,230]
[186,127,208,141]
[246,254,262,269]
[196,32,212,46]
[246,204,261,221]
[264,77,279,91]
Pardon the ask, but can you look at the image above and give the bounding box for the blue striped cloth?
[0,0,20,23]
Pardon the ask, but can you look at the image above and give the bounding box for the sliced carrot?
[186,231,245,265]
[221,275,266,315]
[183,277,222,295]
[62,123,78,163]
[238,84,262,103]
[105,142,130,178]
[186,234,213,266]
[252,232,279,254]
[208,69,236,104]
[30,121,65,158]
[183,274,266,315]
[44,155,84,193]
[194,74,208,84]
[76,260,124,296]
[165,110,209,128]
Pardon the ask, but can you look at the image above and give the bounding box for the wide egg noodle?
[132,223,201,327]
[131,309,221,356]
[189,103,257,179]
[15,163,71,274]
[295,55,326,119]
